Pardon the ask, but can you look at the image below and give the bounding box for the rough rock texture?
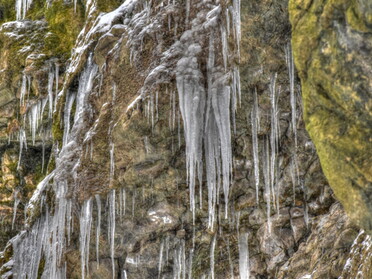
[0,0,370,279]
[289,0,372,232]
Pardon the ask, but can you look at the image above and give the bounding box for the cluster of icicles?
[9,63,59,231]
[15,0,86,20]
[3,0,303,279]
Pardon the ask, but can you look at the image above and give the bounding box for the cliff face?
[289,0,372,233]
[0,0,370,279]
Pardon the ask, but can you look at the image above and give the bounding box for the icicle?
[210,235,216,279]
[95,195,101,266]
[238,232,250,279]
[109,142,115,186]
[19,74,28,107]
[188,248,193,279]
[132,190,135,218]
[220,25,228,71]
[15,0,33,20]
[66,200,72,245]
[74,55,98,125]
[48,68,54,119]
[12,190,20,230]
[172,90,176,131]
[286,44,297,150]
[108,190,116,279]
[176,42,206,223]
[41,128,47,173]
[54,63,59,111]
[17,128,27,170]
[290,159,297,204]
[11,54,99,279]
[29,104,37,145]
[80,198,93,279]
[226,239,234,279]
[158,240,164,279]
[63,91,76,147]
[151,93,155,130]
[251,88,260,204]
[270,73,279,213]
[12,215,49,279]
[173,240,186,279]
[233,0,241,60]
[301,180,309,228]
[286,44,299,203]
[156,90,159,121]
[263,137,272,234]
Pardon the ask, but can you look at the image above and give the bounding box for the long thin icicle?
[108,190,116,279]
[251,88,260,204]
[270,73,279,213]
[95,195,101,266]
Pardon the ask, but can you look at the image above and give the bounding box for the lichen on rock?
[289,0,372,232]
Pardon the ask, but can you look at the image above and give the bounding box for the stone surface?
[0,0,369,278]
[289,0,372,232]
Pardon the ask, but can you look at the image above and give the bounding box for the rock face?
[0,0,370,279]
[289,0,372,232]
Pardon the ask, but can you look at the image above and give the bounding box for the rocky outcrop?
[0,0,370,278]
[289,0,372,232]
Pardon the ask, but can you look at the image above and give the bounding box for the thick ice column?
[238,232,250,279]
[17,128,27,170]
[15,0,33,20]
[80,198,93,279]
[176,42,206,222]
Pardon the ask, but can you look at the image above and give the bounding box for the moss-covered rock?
[289,0,372,232]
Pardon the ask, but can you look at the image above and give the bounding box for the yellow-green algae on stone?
[289,0,372,231]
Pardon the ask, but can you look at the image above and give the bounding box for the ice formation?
[108,190,116,278]
[238,232,250,279]
[8,53,99,278]
[251,89,260,203]
[175,0,240,228]
[1,0,289,278]
[339,230,372,278]
[95,194,102,265]
[270,73,280,213]
[80,198,93,279]
[15,0,33,20]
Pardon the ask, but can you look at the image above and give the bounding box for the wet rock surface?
[0,0,369,278]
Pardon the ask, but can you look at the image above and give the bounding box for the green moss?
[0,0,15,23]
[44,0,85,59]
[290,0,372,231]
[346,4,370,33]
[37,257,45,279]
[27,0,46,20]
[52,111,63,146]
[96,0,122,12]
